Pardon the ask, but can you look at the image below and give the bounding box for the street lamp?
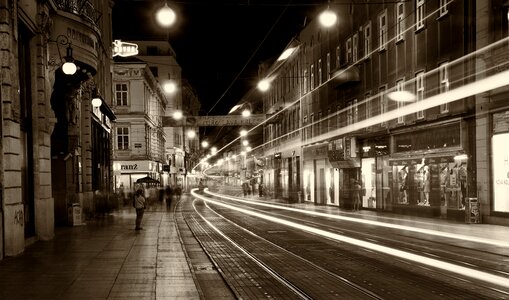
[319,7,337,28]
[201,140,209,148]
[163,80,177,94]
[240,129,248,137]
[156,2,176,27]
[242,109,251,117]
[173,110,183,120]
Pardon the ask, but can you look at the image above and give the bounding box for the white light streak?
[192,189,509,290]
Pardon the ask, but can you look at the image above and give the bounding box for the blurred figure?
[134,188,146,230]
[258,182,264,197]
[175,184,182,201]
[165,185,173,208]
[352,180,362,211]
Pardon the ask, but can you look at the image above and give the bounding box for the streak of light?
[191,189,509,290]
[204,189,509,248]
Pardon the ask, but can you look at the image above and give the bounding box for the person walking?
[165,185,173,209]
[175,184,182,201]
[134,188,146,230]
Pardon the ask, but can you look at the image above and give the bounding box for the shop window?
[378,9,388,51]
[396,2,405,42]
[147,46,158,55]
[115,83,128,106]
[117,127,129,150]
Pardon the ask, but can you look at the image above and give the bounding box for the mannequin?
[422,165,430,206]
[398,165,409,204]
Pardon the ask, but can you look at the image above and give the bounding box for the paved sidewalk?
[0,200,201,299]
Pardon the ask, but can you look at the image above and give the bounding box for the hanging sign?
[112,40,139,57]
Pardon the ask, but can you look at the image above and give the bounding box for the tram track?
[185,190,507,299]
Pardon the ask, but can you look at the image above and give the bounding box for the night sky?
[112,0,318,116]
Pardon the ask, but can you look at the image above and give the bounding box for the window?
[149,66,158,77]
[396,2,405,42]
[310,113,314,137]
[117,127,129,150]
[439,0,448,17]
[353,99,358,123]
[303,115,308,140]
[327,108,331,131]
[439,63,449,113]
[336,46,341,68]
[379,86,387,126]
[337,105,342,128]
[416,0,425,30]
[365,92,372,121]
[364,22,372,58]
[318,59,323,85]
[416,72,425,119]
[396,79,405,124]
[303,69,308,94]
[353,33,359,63]
[147,46,158,55]
[310,64,315,90]
[318,111,322,134]
[326,53,331,79]
[115,83,128,106]
[347,102,353,126]
[379,9,388,51]
[346,38,352,64]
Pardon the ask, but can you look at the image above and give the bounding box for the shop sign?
[112,40,139,57]
[303,144,329,159]
[117,161,155,172]
[493,111,509,134]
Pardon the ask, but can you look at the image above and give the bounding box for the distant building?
[112,58,167,191]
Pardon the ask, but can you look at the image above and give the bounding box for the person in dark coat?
[165,185,173,208]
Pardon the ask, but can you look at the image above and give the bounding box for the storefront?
[114,160,160,191]
[328,137,360,208]
[304,142,332,205]
[390,122,468,218]
[359,138,390,210]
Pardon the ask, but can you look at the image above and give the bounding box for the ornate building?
[0,0,115,258]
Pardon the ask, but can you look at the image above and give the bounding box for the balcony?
[55,0,102,24]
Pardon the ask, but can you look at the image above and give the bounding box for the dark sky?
[112,0,318,116]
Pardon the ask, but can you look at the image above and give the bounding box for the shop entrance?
[361,158,376,208]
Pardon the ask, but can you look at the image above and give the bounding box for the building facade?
[112,59,167,192]
[257,0,509,224]
[1,0,115,258]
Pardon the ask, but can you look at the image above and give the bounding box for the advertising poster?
[492,133,509,213]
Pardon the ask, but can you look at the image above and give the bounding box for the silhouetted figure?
[165,185,173,208]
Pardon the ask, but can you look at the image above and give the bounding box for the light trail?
[203,189,509,248]
[192,189,509,290]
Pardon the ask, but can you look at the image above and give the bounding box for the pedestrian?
[258,182,264,197]
[352,180,362,211]
[165,185,173,208]
[175,184,182,201]
[134,188,146,230]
